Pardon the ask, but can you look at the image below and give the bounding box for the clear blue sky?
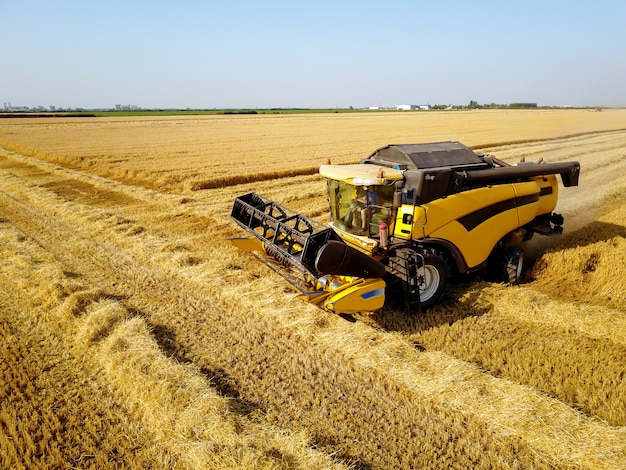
[2,0,625,109]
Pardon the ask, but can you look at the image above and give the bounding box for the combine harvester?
[230,141,580,315]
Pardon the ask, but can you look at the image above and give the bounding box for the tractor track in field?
[472,127,626,152]
[1,131,626,468]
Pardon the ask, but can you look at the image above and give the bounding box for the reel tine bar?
[231,192,335,274]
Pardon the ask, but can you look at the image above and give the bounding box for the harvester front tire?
[417,248,450,309]
[501,246,524,285]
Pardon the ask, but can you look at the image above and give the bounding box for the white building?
[397,104,431,110]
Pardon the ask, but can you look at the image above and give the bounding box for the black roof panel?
[364,141,485,169]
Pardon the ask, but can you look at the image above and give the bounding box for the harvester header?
[230,192,387,313]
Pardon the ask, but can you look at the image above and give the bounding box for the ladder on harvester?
[386,248,425,315]
[404,205,427,314]
[404,250,426,315]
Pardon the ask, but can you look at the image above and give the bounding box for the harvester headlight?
[351,177,380,185]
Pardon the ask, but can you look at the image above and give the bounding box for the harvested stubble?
[0,229,161,469]
[0,217,350,470]
[1,110,626,469]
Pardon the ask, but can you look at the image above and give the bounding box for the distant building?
[115,104,140,111]
[397,104,431,110]
[3,102,29,111]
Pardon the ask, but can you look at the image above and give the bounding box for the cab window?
[327,180,394,236]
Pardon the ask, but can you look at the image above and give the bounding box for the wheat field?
[1,109,625,469]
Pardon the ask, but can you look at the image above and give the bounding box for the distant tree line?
[222,109,258,115]
[508,102,538,108]
[438,101,539,110]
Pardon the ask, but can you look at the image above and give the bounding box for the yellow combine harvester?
[230,141,580,314]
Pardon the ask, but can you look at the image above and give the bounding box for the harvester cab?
[229,141,580,315]
[321,164,404,250]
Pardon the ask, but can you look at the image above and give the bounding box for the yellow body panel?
[323,278,386,314]
[416,185,518,231]
[514,181,542,227]
[399,181,549,269]
[394,205,417,241]
[227,237,263,252]
[430,214,519,268]
[534,174,559,215]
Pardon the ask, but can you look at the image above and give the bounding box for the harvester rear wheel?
[500,246,524,284]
